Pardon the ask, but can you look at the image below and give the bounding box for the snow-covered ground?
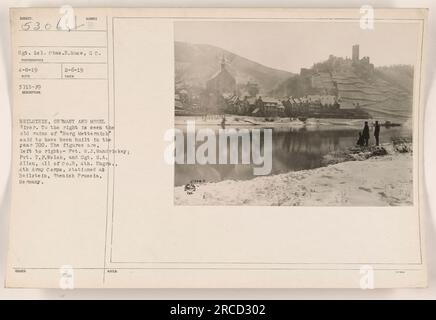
[174,152,413,206]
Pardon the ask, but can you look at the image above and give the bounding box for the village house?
[281,94,340,116]
[251,96,284,117]
[262,97,285,115]
[223,94,258,115]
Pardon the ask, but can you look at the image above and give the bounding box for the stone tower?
[352,44,360,62]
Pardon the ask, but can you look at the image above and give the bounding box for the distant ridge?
[174,41,294,94]
[175,42,414,121]
[272,55,413,121]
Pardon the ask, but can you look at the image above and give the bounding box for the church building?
[206,56,236,95]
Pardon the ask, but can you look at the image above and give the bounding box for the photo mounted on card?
[7,7,427,288]
[172,19,417,206]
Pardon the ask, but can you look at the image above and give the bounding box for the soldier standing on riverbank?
[362,121,370,146]
[374,121,381,146]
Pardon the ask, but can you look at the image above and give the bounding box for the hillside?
[175,41,294,94]
[272,56,413,121]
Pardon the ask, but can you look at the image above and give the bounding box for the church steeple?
[220,55,226,71]
[206,53,236,96]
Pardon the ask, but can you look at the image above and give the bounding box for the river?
[174,120,412,186]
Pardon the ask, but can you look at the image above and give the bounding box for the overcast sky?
[175,21,421,73]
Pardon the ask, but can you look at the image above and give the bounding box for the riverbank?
[175,115,368,128]
[174,143,413,206]
[175,115,407,130]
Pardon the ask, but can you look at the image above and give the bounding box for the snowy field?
[174,150,413,206]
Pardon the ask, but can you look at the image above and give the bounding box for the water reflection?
[174,125,411,186]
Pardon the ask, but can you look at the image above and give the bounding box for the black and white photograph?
[173,20,420,206]
[1,5,432,294]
